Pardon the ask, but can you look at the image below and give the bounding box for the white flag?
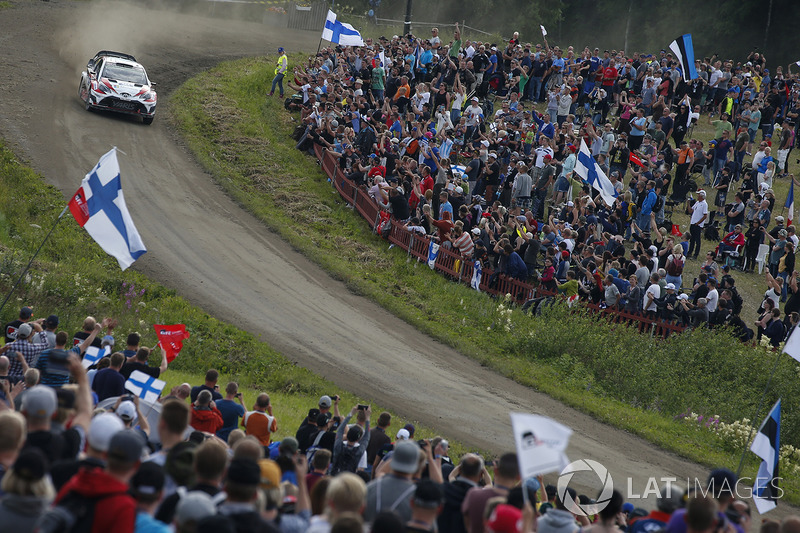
[783,325,800,363]
[471,260,482,291]
[510,412,573,479]
[540,25,547,37]
[125,370,166,403]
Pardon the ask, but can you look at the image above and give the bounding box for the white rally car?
[78,51,157,125]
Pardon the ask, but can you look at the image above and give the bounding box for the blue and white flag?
[427,241,440,269]
[68,149,147,270]
[471,260,482,291]
[668,34,698,82]
[574,140,618,207]
[81,345,110,369]
[125,370,166,403]
[321,10,365,47]
[751,399,781,514]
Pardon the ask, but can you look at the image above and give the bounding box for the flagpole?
[735,348,782,478]
[0,204,69,317]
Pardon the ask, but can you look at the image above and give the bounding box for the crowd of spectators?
[284,27,800,344]
[2,308,798,533]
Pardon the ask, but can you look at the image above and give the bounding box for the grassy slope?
[167,54,800,502]
[0,143,471,458]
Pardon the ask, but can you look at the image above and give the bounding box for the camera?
[357,404,369,410]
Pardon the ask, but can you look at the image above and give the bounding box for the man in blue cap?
[269,47,288,98]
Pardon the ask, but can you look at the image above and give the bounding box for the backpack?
[35,491,121,533]
[331,445,360,475]
[653,194,664,213]
[305,430,327,465]
[666,255,684,276]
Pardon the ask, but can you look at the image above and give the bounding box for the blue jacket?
[641,190,657,216]
[505,252,529,280]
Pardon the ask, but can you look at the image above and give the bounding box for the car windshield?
[101,62,148,85]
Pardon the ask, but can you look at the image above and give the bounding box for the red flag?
[629,153,646,169]
[68,187,91,227]
[154,324,190,363]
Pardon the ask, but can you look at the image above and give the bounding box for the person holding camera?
[215,382,246,442]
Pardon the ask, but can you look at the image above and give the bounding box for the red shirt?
[602,66,618,86]
[56,467,136,533]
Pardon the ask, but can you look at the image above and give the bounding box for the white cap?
[567,201,574,207]
[396,428,411,440]
[665,283,676,290]
[116,400,137,422]
[455,186,464,194]
[88,412,125,452]
[471,228,481,235]
[678,293,689,300]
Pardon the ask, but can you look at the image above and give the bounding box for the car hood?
[98,77,154,98]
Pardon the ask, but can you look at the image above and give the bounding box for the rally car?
[78,51,157,125]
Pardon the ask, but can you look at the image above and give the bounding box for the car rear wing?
[93,50,138,63]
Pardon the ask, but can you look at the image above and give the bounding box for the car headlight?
[142,91,155,101]
[95,83,111,94]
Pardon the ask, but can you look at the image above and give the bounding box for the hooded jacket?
[55,466,135,533]
[190,405,224,434]
[537,508,579,533]
[0,493,50,531]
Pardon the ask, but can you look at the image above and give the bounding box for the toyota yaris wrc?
[78,50,157,125]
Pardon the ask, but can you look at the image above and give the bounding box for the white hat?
[665,283,676,290]
[447,183,455,191]
[678,293,689,300]
[567,201,574,207]
[488,152,497,159]
[396,428,411,440]
[88,412,125,452]
[455,186,464,194]
[697,189,707,197]
[471,228,481,235]
[116,401,137,422]
[480,140,490,147]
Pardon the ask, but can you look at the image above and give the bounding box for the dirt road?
[0,0,790,518]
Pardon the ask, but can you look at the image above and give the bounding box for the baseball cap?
[20,307,33,319]
[319,395,332,408]
[259,459,282,490]
[16,323,33,340]
[316,412,332,426]
[471,96,479,101]
[227,458,261,485]
[487,504,523,533]
[12,448,49,482]
[102,335,115,347]
[666,283,676,290]
[403,423,415,436]
[413,479,443,508]
[396,428,411,440]
[117,400,137,422]
[88,412,125,452]
[22,385,57,420]
[45,315,59,328]
[131,462,165,496]
[108,429,146,464]
[390,441,420,474]
[776,216,785,223]
[280,437,299,455]
[176,491,217,526]
[307,408,321,420]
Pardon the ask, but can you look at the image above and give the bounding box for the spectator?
[306,449,331,492]
[307,472,366,533]
[630,484,685,533]
[366,411,392,468]
[130,461,171,533]
[92,352,127,402]
[406,479,443,532]
[120,346,168,381]
[1,320,49,381]
[198,457,279,533]
[37,329,101,388]
[216,382,246,442]
[0,411,27,493]
[363,441,420,524]
[3,306,33,343]
[462,452,520,533]
[72,316,107,349]
[243,393,278,449]
[155,439,228,524]
[121,332,141,359]
[147,400,191,467]
[439,453,489,533]
[43,314,59,348]
[331,406,371,475]
[49,430,146,533]
[190,390,224,434]
[190,370,223,403]
[0,448,54,530]
[535,486,580,533]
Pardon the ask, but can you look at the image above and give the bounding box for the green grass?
[167,54,800,503]
[0,1,12,9]
[0,142,473,461]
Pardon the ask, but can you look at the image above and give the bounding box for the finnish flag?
[321,10,365,47]
[81,345,109,369]
[125,370,166,403]
[68,149,146,270]
[427,241,439,269]
[574,140,618,207]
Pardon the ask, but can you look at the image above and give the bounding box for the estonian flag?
[321,10,364,47]
[668,34,699,82]
[574,140,618,207]
[785,180,794,226]
[751,399,781,514]
[427,241,439,269]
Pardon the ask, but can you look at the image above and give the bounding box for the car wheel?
[143,117,154,125]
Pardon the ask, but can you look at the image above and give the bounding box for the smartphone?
[357,404,369,410]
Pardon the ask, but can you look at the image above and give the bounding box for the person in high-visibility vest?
[269,47,288,98]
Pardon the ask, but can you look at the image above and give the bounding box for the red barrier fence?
[312,144,686,339]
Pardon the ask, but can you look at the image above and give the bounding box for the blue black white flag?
[668,34,699,82]
[751,399,781,514]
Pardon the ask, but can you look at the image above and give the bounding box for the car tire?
[143,117,154,125]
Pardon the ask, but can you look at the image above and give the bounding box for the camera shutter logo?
[557,459,614,517]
